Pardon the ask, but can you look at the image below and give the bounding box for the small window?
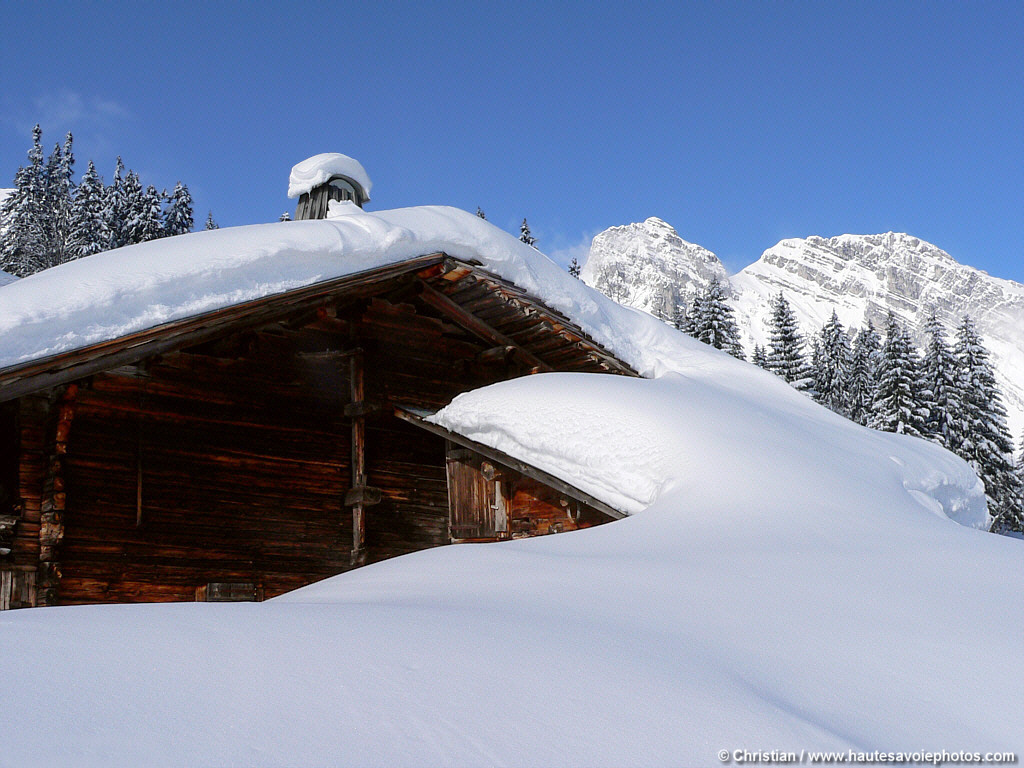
[196,582,263,602]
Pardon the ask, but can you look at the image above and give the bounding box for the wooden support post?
[136,435,143,528]
[38,384,77,606]
[349,349,367,567]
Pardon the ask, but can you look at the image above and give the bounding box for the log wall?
[47,296,508,604]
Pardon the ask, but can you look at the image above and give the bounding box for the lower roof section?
[395,404,628,521]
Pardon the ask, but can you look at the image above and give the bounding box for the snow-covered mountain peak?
[580,217,728,320]
[583,220,1024,437]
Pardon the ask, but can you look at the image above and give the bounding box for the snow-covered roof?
[0,206,650,378]
[287,153,372,200]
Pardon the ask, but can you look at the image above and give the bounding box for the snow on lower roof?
[287,153,372,199]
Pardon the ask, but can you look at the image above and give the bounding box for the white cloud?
[548,231,598,270]
[3,90,133,161]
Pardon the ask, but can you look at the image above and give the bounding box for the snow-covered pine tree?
[953,316,1022,533]
[139,185,165,242]
[672,297,688,332]
[104,157,128,249]
[765,293,811,388]
[205,211,219,229]
[568,257,581,278]
[679,290,701,337]
[475,207,486,219]
[519,218,537,248]
[847,321,881,426]
[813,310,852,417]
[690,279,745,360]
[41,132,76,267]
[920,311,961,447]
[0,124,47,275]
[163,182,194,237]
[752,344,769,369]
[120,171,147,245]
[870,313,928,437]
[67,159,109,259]
[278,212,291,222]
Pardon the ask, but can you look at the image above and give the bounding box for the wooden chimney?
[295,173,369,220]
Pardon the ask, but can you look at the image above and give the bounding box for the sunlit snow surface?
[0,206,1020,767]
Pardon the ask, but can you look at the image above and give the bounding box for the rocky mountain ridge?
[579,217,728,321]
[580,220,1024,438]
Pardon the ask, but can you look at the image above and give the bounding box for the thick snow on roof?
[429,370,988,527]
[0,206,664,375]
[287,152,372,199]
[0,204,1020,766]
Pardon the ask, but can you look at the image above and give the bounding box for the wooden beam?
[394,406,627,520]
[416,282,552,373]
[475,346,516,365]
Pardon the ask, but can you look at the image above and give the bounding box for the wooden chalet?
[0,186,638,608]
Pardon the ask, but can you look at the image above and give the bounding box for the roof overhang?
[394,405,628,520]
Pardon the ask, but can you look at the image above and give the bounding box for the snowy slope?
[581,224,1024,438]
[0,208,1019,767]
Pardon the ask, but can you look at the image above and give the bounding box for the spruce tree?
[690,279,745,360]
[752,344,769,369]
[920,311,961,447]
[41,132,75,266]
[766,293,811,388]
[67,159,109,259]
[104,157,128,249]
[519,218,537,248]
[0,124,47,275]
[278,212,291,222]
[163,182,194,237]
[813,310,852,417]
[120,170,147,245]
[205,211,220,230]
[475,207,486,219]
[139,185,165,242]
[568,257,581,278]
[954,316,1022,533]
[870,313,927,437]
[672,297,688,332]
[847,321,881,426]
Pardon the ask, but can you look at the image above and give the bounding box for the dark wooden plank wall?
[51,296,505,605]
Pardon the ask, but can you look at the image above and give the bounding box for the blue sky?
[1,1,1021,279]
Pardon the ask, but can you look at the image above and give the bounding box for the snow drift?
[0,205,1019,767]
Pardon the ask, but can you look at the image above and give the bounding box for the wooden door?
[446,448,509,541]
